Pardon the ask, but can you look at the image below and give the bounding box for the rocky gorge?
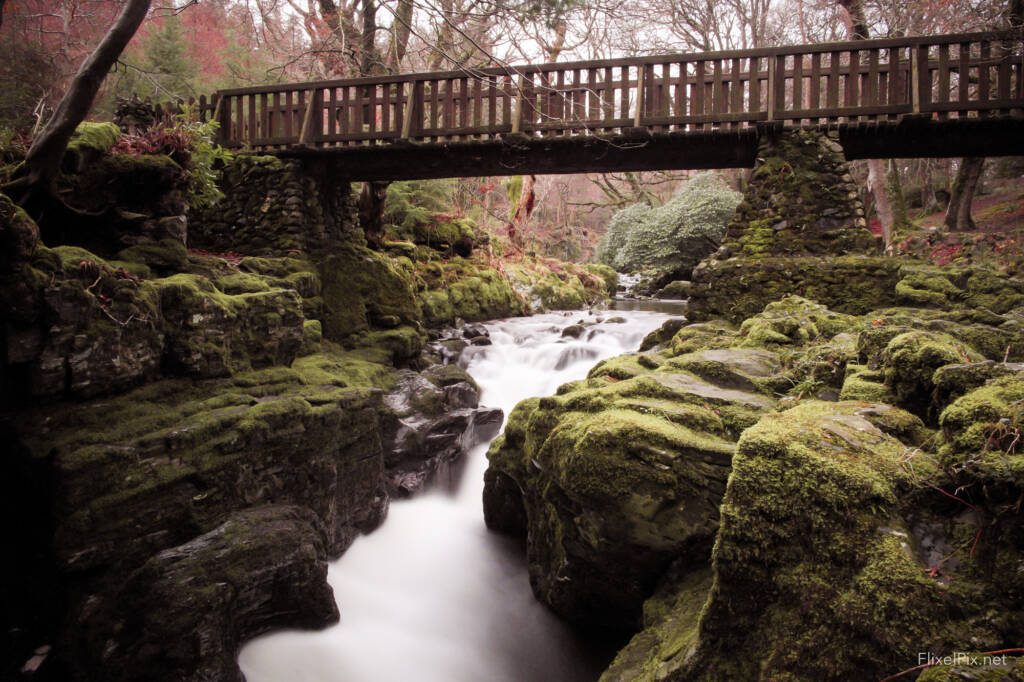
[4,120,1024,682]
[0,124,613,681]
[484,130,1024,681]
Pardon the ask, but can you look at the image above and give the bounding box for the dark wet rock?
[88,505,337,682]
[469,335,492,346]
[561,324,586,338]
[655,280,690,300]
[463,323,489,339]
[382,368,500,495]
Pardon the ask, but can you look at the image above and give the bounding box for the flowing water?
[238,304,676,682]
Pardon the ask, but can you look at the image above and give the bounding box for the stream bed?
[238,304,676,682]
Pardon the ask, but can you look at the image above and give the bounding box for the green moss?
[881,331,984,412]
[668,321,738,356]
[939,372,1024,484]
[738,296,857,347]
[320,244,421,340]
[839,364,897,403]
[215,271,272,294]
[63,121,120,171]
[362,325,426,363]
[600,567,713,682]
[117,237,188,273]
[682,401,947,681]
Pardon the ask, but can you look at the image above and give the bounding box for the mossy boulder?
[678,401,951,681]
[738,295,856,347]
[881,330,983,412]
[62,121,120,173]
[484,352,776,630]
[939,372,1024,487]
[157,273,305,377]
[688,255,901,324]
[320,244,421,341]
[414,256,527,326]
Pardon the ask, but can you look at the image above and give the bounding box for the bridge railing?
[209,31,1024,150]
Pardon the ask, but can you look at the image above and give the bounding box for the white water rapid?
[238,305,677,682]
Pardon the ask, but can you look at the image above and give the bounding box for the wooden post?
[911,46,922,113]
[634,64,646,127]
[401,81,416,139]
[298,88,322,145]
[766,56,777,120]
[511,74,526,134]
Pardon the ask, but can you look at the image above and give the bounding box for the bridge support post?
[511,75,526,135]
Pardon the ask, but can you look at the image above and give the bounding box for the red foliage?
[112,127,194,166]
[929,242,964,266]
[867,217,883,236]
[189,248,244,267]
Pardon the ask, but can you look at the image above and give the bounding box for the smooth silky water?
[238,303,676,682]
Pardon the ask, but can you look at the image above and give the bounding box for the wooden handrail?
[208,30,1024,151]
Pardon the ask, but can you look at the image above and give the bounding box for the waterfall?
[238,306,674,682]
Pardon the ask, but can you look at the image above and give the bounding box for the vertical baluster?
[472,76,483,137]
[997,38,1012,113]
[326,88,337,141]
[249,94,259,144]
[674,62,687,130]
[867,48,879,120]
[846,50,860,122]
[887,47,903,120]
[978,41,991,118]
[617,66,628,127]
[792,53,804,123]
[502,75,513,131]
[916,44,932,115]
[958,42,970,117]
[457,77,468,138]
[729,57,741,127]
[694,61,706,129]
[773,55,786,121]
[487,75,498,136]
[284,90,294,139]
[808,53,821,123]
[272,92,281,142]
[828,51,841,122]
[340,86,351,140]
[382,83,392,138]
[937,43,950,120]
[748,57,760,124]
[711,59,723,124]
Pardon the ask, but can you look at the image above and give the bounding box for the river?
[238,303,678,682]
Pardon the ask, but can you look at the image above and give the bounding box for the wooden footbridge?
[199,31,1024,180]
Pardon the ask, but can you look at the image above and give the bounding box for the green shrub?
[597,172,740,279]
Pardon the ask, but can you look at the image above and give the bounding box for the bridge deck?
[205,31,1024,179]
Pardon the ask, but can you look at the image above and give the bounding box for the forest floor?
[893,175,1024,275]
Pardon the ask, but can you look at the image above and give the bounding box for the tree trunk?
[359,181,389,248]
[507,174,536,248]
[866,160,893,247]
[887,160,909,230]
[836,0,895,248]
[944,157,984,232]
[19,0,152,198]
[387,0,414,70]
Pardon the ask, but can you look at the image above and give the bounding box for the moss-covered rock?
[881,330,983,412]
[484,347,776,630]
[738,295,856,347]
[62,122,120,173]
[320,243,421,341]
[679,401,950,681]
[939,372,1024,486]
[688,254,901,324]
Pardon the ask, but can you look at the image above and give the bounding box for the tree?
[836,0,896,249]
[8,0,152,210]
[943,0,1022,231]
